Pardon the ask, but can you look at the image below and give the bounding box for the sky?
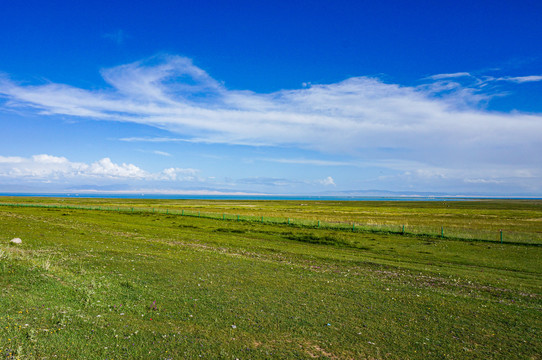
[1,0,541,196]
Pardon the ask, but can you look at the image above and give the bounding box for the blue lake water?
[1,193,533,201]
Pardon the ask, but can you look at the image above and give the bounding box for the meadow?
[0,197,541,359]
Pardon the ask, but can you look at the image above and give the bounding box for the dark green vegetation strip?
[1,198,541,245]
[0,199,541,359]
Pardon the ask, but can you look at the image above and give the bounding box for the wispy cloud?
[497,75,542,83]
[234,175,337,188]
[262,158,354,166]
[135,149,172,157]
[426,72,472,80]
[152,150,172,157]
[120,137,188,143]
[103,30,128,44]
[119,137,209,144]
[1,55,541,188]
[0,156,25,164]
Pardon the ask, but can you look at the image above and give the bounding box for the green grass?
[0,197,541,359]
[1,197,541,244]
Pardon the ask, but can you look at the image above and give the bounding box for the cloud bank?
[0,154,197,182]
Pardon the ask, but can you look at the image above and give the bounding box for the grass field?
[0,197,541,359]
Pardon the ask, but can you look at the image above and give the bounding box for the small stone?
[10,238,22,244]
[231,325,237,329]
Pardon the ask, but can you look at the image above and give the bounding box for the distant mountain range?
[315,189,540,198]
[1,184,540,199]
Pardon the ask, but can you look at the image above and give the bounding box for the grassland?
[0,197,541,359]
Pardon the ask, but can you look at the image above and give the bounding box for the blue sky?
[1,0,541,196]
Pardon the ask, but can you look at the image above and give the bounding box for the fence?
[1,202,540,246]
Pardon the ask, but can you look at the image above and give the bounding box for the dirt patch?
[301,341,341,359]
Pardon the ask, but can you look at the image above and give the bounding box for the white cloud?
[32,154,70,164]
[0,156,25,163]
[87,158,147,178]
[0,154,198,182]
[1,55,541,188]
[1,154,88,179]
[497,75,542,83]
[157,167,198,181]
[318,176,336,186]
[152,150,172,157]
[427,72,472,80]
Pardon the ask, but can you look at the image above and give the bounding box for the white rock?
[10,238,22,244]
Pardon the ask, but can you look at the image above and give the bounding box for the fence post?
[237,215,239,221]
[223,214,225,220]
[182,210,184,216]
[353,223,355,232]
[402,225,405,234]
[441,227,444,238]
[131,207,134,213]
[500,230,503,243]
[261,216,264,223]
[318,220,320,228]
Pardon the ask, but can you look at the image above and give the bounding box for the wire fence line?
[1,202,540,246]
